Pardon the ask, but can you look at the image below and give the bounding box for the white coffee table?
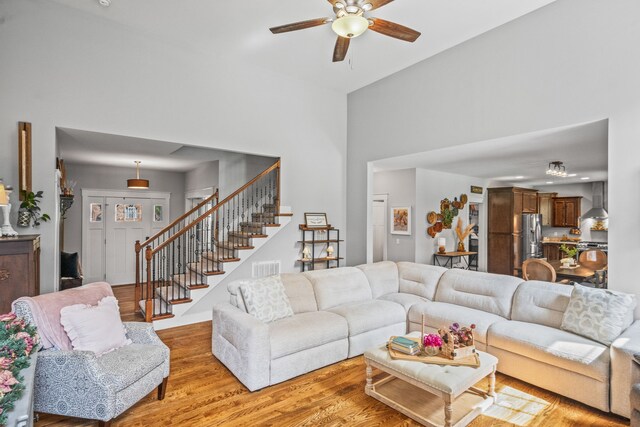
[364,332,497,427]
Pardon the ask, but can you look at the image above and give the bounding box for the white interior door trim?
[372,194,388,262]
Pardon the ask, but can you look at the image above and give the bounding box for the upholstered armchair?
[12,284,170,427]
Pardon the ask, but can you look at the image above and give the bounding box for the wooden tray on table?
[387,336,480,368]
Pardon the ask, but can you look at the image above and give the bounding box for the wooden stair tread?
[216,242,255,250]
[188,262,225,276]
[274,213,293,217]
[264,223,281,227]
[156,285,191,305]
[228,231,268,238]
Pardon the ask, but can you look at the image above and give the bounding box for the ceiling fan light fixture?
[332,15,369,38]
[127,161,149,189]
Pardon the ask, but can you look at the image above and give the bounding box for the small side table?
[433,252,478,271]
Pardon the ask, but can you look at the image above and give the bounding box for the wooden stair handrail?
[139,189,219,248]
[152,160,281,254]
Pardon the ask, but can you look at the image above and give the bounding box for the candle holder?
[437,237,446,254]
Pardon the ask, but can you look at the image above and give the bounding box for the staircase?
[134,160,292,328]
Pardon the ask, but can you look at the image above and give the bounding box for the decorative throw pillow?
[239,276,294,323]
[60,252,80,278]
[60,296,131,356]
[561,284,637,345]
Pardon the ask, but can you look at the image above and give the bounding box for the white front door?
[105,197,152,285]
[372,195,388,262]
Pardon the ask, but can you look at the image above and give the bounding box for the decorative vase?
[17,210,31,227]
[457,241,465,252]
[424,346,439,357]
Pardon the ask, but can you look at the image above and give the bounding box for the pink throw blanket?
[12,282,114,351]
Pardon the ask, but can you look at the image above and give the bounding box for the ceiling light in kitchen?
[546,161,568,177]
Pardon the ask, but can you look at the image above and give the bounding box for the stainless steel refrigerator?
[522,214,543,261]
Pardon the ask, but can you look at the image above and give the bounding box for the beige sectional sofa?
[211,261,640,418]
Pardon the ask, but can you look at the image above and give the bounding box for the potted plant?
[18,191,50,227]
[559,244,578,268]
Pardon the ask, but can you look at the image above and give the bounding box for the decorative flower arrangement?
[423,333,443,348]
[0,313,39,425]
[440,322,476,347]
[422,333,444,356]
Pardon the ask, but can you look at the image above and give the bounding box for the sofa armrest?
[124,322,171,377]
[35,349,117,420]
[611,320,640,417]
[212,303,270,391]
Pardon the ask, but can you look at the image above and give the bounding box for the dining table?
[548,260,597,282]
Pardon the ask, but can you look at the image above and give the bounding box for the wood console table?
[433,252,478,271]
[0,235,40,313]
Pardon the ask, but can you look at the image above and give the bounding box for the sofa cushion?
[489,320,610,382]
[435,269,522,318]
[279,273,318,314]
[378,292,427,312]
[397,262,446,300]
[511,280,572,329]
[328,300,406,336]
[97,343,166,390]
[409,301,505,344]
[227,280,248,312]
[357,261,399,298]
[239,276,294,323]
[303,267,372,310]
[561,284,637,346]
[269,311,348,359]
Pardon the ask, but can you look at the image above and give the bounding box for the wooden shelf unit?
[298,225,342,271]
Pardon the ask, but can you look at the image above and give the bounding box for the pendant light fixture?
[546,161,568,177]
[127,161,149,189]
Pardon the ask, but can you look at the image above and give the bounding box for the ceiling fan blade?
[364,0,394,11]
[333,36,350,62]
[270,18,330,34]
[369,18,421,42]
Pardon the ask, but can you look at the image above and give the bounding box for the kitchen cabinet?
[522,192,539,213]
[537,192,558,226]
[487,187,538,276]
[0,235,40,313]
[552,197,582,228]
[543,244,561,261]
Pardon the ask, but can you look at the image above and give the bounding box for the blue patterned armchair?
[13,300,170,427]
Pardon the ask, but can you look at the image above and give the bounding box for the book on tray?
[389,336,420,355]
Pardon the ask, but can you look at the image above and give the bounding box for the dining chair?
[579,249,608,270]
[522,258,571,284]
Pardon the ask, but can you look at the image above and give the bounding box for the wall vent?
[252,260,281,278]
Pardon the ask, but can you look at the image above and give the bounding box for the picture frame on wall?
[90,203,103,223]
[154,205,163,222]
[390,206,411,235]
[304,212,328,228]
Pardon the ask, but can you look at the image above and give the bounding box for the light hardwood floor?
[37,285,629,427]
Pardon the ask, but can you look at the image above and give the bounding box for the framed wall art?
[154,205,163,222]
[390,206,411,235]
[18,122,32,201]
[304,213,328,228]
[89,203,103,223]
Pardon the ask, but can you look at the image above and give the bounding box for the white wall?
[62,162,186,257]
[347,0,640,311]
[415,169,488,268]
[372,169,416,262]
[0,0,347,297]
[185,161,219,193]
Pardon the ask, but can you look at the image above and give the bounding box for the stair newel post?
[135,240,141,313]
[275,160,281,216]
[145,246,153,322]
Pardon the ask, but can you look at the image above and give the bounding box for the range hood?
[582,181,608,220]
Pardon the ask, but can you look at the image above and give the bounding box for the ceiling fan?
[269,0,421,62]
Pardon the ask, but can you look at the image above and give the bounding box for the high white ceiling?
[57,127,275,172]
[373,120,608,186]
[50,0,556,93]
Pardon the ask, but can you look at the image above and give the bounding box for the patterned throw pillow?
[239,276,294,323]
[561,284,637,345]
